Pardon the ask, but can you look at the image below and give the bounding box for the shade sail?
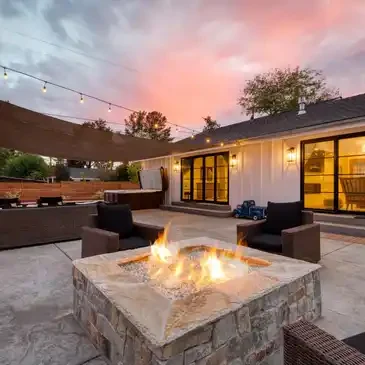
[0,101,205,161]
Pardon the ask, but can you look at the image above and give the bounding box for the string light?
[0,64,213,139]
[154,123,159,129]
[220,142,224,146]
[206,137,211,143]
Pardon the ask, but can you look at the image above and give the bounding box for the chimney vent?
[298,96,306,115]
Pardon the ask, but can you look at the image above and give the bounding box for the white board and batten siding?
[141,123,365,209]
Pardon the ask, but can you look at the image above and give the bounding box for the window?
[302,133,365,213]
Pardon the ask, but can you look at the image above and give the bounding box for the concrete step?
[314,212,365,227]
[318,221,365,237]
[160,204,233,218]
[171,201,231,211]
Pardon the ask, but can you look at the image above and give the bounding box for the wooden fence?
[0,181,140,202]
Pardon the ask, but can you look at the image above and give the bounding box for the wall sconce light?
[230,154,237,169]
[173,160,180,172]
[287,147,296,163]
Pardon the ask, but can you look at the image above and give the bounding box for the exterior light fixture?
[287,147,296,163]
[42,82,47,93]
[220,142,224,147]
[108,103,112,112]
[191,134,195,139]
[230,154,237,169]
[173,160,180,173]
[205,137,211,143]
[3,68,8,80]
[80,93,84,103]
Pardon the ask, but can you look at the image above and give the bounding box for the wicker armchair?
[237,202,320,263]
[284,320,365,365]
[81,203,164,258]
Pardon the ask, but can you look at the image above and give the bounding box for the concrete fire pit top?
[73,237,320,347]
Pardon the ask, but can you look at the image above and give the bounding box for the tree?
[67,119,113,168]
[54,164,70,182]
[124,111,173,141]
[0,148,20,174]
[127,163,141,184]
[82,118,113,132]
[202,116,221,132]
[115,164,129,181]
[4,154,49,180]
[238,67,340,117]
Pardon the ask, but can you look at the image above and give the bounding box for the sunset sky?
[1,0,365,138]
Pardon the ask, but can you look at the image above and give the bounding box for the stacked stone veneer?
[73,267,321,365]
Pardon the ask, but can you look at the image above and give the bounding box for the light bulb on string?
[108,103,112,113]
[80,93,84,104]
[3,68,8,80]
[220,142,224,147]
[42,82,47,93]
[206,137,211,143]
[190,134,195,139]
[154,123,159,129]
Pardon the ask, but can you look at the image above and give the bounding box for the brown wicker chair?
[284,320,365,365]
[81,204,164,258]
[237,203,320,263]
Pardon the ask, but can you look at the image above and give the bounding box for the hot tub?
[104,189,164,210]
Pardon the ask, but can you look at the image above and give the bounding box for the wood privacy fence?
[0,181,140,202]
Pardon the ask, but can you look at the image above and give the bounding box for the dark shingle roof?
[176,93,365,147]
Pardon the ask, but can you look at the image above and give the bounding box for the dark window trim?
[301,131,365,214]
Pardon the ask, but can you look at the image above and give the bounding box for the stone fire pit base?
[72,237,321,365]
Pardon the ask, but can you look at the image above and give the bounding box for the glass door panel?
[204,156,215,201]
[216,154,229,203]
[181,158,192,201]
[338,136,365,212]
[303,141,334,210]
[193,157,203,201]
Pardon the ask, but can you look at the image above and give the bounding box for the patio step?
[317,221,365,237]
[171,201,231,211]
[314,212,365,227]
[160,203,232,218]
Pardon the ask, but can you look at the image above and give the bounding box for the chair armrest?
[284,320,365,365]
[88,214,99,228]
[81,226,119,258]
[302,210,314,224]
[282,223,320,263]
[237,220,266,244]
[133,222,164,243]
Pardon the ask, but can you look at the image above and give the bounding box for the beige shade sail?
[0,101,205,161]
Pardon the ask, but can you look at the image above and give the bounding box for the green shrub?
[127,163,141,183]
[4,154,49,179]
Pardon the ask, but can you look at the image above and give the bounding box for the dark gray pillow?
[97,202,133,239]
[263,201,303,235]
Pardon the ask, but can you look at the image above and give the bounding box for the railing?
[0,181,140,202]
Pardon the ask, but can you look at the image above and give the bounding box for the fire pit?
[73,236,321,365]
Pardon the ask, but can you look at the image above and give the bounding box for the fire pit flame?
[148,225,260,289]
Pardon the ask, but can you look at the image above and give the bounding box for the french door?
[181,152,229,204]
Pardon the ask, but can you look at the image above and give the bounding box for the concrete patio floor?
[1,209,365,364]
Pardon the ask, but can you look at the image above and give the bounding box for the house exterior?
[136,93,365,215]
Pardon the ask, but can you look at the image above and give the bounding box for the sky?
[1,0,365,139]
